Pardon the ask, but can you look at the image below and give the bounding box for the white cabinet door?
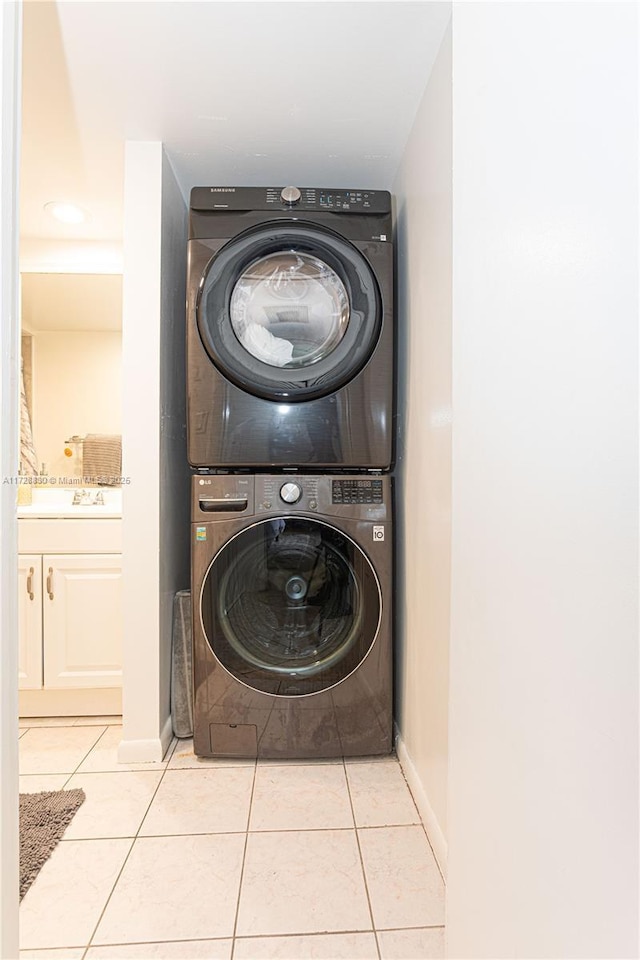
[43,554,123,689]
[18,555,43,690]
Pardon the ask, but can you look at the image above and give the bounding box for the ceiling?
[20,0,451,269]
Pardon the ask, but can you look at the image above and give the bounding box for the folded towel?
[82,434,122,486]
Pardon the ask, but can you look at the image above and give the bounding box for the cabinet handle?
[26,567,34,601]
[46,567,54,601]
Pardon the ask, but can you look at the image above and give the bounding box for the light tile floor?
[19,720,445,960]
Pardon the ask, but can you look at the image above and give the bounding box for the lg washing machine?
[191,473,393,759]
[186,186,394,470]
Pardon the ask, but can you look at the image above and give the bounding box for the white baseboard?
[159,713,174,756]
[19,687,122,718]
[117,714,174,764]
[395,729,448,881]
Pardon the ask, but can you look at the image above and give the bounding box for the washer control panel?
[193,475,389,521]
[332,478,384,505]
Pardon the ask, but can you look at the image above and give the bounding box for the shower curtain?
[20,358,38,477]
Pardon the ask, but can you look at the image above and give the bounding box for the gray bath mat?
[19,788,86,899]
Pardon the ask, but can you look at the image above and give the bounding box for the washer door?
[200,517,382,697]
[196,223,382,401]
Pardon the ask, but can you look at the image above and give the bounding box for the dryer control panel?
[190,185,391,214]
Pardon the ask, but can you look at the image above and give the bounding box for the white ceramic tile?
[345,760,421,827]
[237,830,371,937]
[168,737,255,769]
[20,950,84,959]
[93,834,245,944]
[257,757,343,766]
[20,717,83,728]
[234,933,379,959]
[73,715,122,726]
[19,775,69,793]
[63,771,163,839]
[343,753,397,764]
[86,940,232,959]
[378,927,446,960]
[140,767,254,836]
[19,838,132,950]
[75,726,169,773]
[250,764,353,831]
[19,725,107,775]
[358,826,445,929]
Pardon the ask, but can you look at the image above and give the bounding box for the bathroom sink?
[17,487,122,519]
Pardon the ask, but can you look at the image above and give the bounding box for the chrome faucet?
[72,488,106,506]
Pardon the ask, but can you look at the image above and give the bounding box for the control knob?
[281,186,301,205]
[280,481,302,504]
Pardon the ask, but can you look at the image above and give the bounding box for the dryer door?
[200,517,382,696]
[196,223,382,401]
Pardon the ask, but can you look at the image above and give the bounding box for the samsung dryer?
[186,186,394,470]
[191,473,393,759]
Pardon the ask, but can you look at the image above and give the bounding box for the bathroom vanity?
[18,488,122,717]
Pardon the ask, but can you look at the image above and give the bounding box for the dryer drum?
[229,251,350,369]
[200,517,382,697]
[196,222,382,402]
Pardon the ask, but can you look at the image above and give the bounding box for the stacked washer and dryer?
[186,185,395,760]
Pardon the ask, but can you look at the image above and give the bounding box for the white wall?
[393,19,452,874]
[19,239,123,275]
[158,150,190,734]
[446,4,639,958]
[119,141,188,763]
[31,330,122,479]
[0,2,20,957]
[21,273,122,332]
[119,141,164,761]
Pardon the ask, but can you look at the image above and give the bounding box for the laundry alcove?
[2,3,638,958]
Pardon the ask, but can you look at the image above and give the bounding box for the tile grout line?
[64,725,110,778]
[19,722,108,956]
[19,723,108,785]
[42,925,446,955]
[52,819,434,843]
[79,734,180,960]
[342,758,382,960]
[61,727,110,789]
[23,736,439,957]
[54,723,159,791]
[229,758,258,960]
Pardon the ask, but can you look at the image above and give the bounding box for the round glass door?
[196,222,382,402]
[229,252,349,368]
[200,517,382,696]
